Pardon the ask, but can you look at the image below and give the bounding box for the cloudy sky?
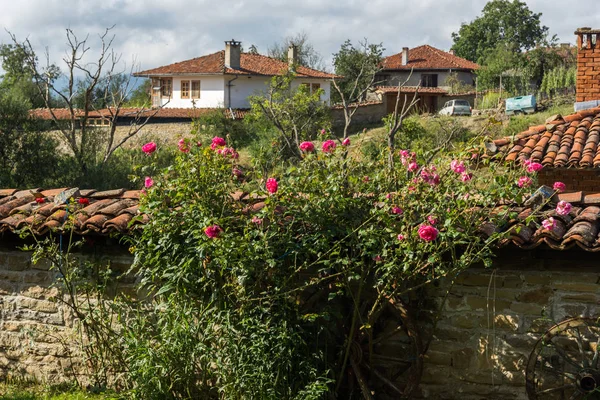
[1,0,599,74]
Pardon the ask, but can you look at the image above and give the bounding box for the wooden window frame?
[421,74,438,88]
[161,78,172,97]
[191,80,201,99]
[181,80,190,99]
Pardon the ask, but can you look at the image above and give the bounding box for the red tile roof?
[134,51,337,79]
[489,108,600,168]
[381,45,480,71]
[30,107,249,121]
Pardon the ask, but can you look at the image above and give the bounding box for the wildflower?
[322,139,337,153]
[556,201,572,216]
[210,136,226,149]
[418,225,438,242]
[391,206,403,215]
[266,178,278,194]
[553,182,566,192]
[461,172,473,182]
[204,225,222,239]
[408,162,419,172]
[450,160,466,174]
[342,138,351,146]
[542,217,556,231]
[142,142,157,154]
[526,162,543,173]
[299,141,315,152]
[517,176,532,188]
[427,215,438,225]
[178,138,190,153]
[397,234,405,241]
[373,255,383,262]
[251,216,263,225]
[386,193,392,200]
[233,168,243,178]
[78,198,90,206]
[35,198,45,204]
[144,176,154,188]
[320,128,326,135]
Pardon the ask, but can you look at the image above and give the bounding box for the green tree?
[268,31,325,71]
[451,0,549,64]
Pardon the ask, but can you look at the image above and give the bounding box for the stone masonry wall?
[419,249,600,399]
[0,247,133,383]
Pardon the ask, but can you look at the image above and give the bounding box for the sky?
[1,0,599,75]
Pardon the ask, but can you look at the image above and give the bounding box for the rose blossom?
[373,255,383,262]
[322,139,337,153]
[342,138,351,146]
[526,162,543,173]
[78,198,90,205]
[397,234,405,241]
[218,147,239,159]
[461,172,473,182]
[556,201,572,216]
[320,129,326,135]
[427,215,438,225]
[210,136,226,149]
[418,225,439,242]
[391,206,403,215]
[553,182,566,192]
[408,161,419,172]
[204,225,222,239]
[142,142,157,154]
[233,168,243,178]
[251,216,263,225]
[178,138,190,153]
[35,197,45,204]
[299,141,315,152]
[542,217,556,231]
[144,176,154,188]
[517,176,532,188]
[266,178,278,194]
[450,160,466,174]
[400,150,415,166]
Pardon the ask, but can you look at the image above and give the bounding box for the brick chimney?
[224,39,241,70]
[288,44,298,67]
[575,27,600,111]
[402,47,409,66]
[449,49,455,56]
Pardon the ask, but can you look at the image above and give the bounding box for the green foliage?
[451,0,549,64]
[192,108,257,149]
[444,72,475,95]
[540,66,576,97]
[267,31,325,71]
[126,79,151,107]
[331,39,384,104]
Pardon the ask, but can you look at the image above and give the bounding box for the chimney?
[449,49,455,55]
[575,27,600,111]
[402,47,409,66]
[288,44,298,67]
[225,39,241,70]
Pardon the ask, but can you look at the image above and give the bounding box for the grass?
[0,383,118,400]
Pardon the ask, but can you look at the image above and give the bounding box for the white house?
[134,40,336,109]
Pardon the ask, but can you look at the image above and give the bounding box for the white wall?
[226,76,272,109]
[161,76,225,108]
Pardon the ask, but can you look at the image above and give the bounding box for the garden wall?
[0,245,133,384]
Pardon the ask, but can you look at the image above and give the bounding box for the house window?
[191,80,201,99]
[421,74,438,88]
[161,78,172,97]
[301,83,321,95]
[181,81,190,99]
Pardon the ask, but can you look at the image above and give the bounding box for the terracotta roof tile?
[134,51,337,79]
[381,45,480,71]
[490,108,600,168]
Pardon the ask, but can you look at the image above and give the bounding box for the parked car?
[439,99,472,116]
[505,95,536,116]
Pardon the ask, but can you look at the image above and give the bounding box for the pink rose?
[320,129,326,135]
[144,176,154,188]
[204,225,222,239]
[373,255,383,262]
[397,234,405,241]
[342,138,351,146]
[526,162,543,173]
[517,176,532,188]
[542,217,556,231]
[251,216,263,225]
[418,225,438,242]
[299,141,315,152]
[391,206,403,215]
[233,168,243,178]
[178,138,189,153]
[322,139,337,153]
[408,162,419,172]
[553,182,566,192]
[461,173,473,182]
[450,160,466,174]
[210,136,226,149]
[266,178,278,194]
[556,201,572,216]
[218,147,239,159]
[427,215,438,225]
[142,142,157,154]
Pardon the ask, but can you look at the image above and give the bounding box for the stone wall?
[330,102,387,126]
[0,245,133,383]
[419,249,600,399]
